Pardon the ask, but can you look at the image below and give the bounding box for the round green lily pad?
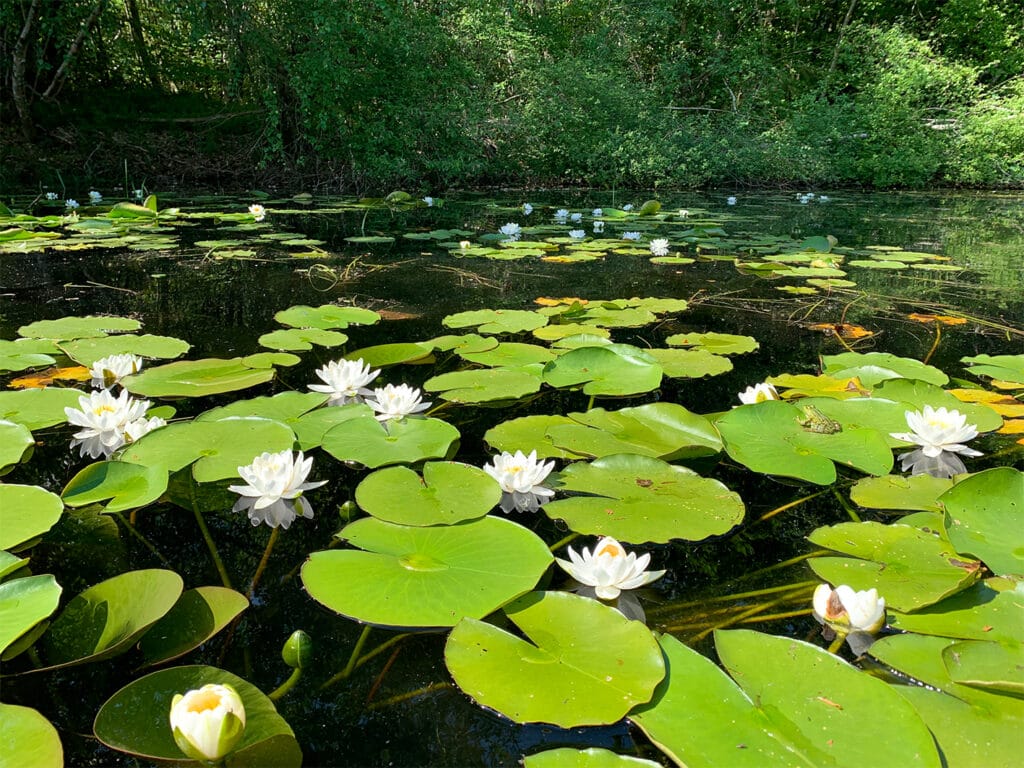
[424,367,543,403]
[320,414,459,468]
[123,357,276,397]
[0,704,63,768]
[940,467,1024,577]
[355,461,501,525]
[542,345,662,396]
[59,334,190,366]
[445,591,664,727]
[18,315,141,340]
[0,575,62,656]
[274,304,380,329]
[302,516,552,628]
[62,461,169,514]
[0,484,63,550]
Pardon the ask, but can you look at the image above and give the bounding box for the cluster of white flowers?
[499,222,521,241]
[229,450,327,529]
[522,202,533,215]
[308,357,380,405]
[90,353,144,389]
[248,203,266,222]
[569,229,586,239]
[649,238,670,257]
[64,389,165,459]
[569,212,583,223]
[554,209,569,223]
[65,199,79,209]
[89,190,103,203]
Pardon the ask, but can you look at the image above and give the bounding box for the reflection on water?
[1,190,1021,766]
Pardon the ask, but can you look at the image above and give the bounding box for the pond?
[0,190,1022,767]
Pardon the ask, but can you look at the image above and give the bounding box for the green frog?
[796,404,843,434]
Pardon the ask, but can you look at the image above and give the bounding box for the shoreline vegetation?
[2,1,1022,194]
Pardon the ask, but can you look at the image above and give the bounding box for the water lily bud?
[169,683,246,762]
[812,583,886,633]
[282,630,313,669]
[339,500,358,522]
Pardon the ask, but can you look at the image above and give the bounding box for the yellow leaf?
[808,322,875,339]
[534,296,588,305]
[997,419,1024,434]
[907,313,967,325]
[10,366,90,389]
[949,389,1024,417]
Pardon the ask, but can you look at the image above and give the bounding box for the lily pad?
[355,462,501,525]
[320,414,459,468]
[887,581,1023,643]
[542,345,662,396]
[257,328,349,351]
[62,461,169,514]
[808,521,983,611]
[484,414,585,460]
[822,352,948,388]
[716,400,893,485]
[459,342,556,367]
[542,454,743,543]
[94,665,301,767]
[59,334,190,366]
[274,304,380,329]
[138,587,249,667]
[445,591,664,726]
[0,484,64,550]
[631,631,940,768]
[0,704,63,768]
[0,387,88,430]
[123,357,276,397]
[443,309,549,335]
[0,338,58,372]
[302,516,552,628]
[960,354,1024,385]
[0,575,62,656]
[18,315,141,340]
[524,749,662,768]
[646,348,733,379]
[665,332,759,355]
[943,639,1024,695]
[43,569,183,667]
[344,342,434,367]
[939,468,1024,577]
[849,474,955,512]
[424,367,543,403]
[0,420,34,471]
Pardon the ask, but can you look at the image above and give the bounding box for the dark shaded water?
[1,190,1021,766]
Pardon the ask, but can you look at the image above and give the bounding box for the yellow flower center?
[597,543,622,557]
[92,404,117,415]
[187,689,223,713]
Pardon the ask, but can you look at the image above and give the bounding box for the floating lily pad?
[0,484,64,550]
[257,328,349,351]
[195,391,327,425]
[939,468,1024,577]
[291,402,371,450]
[484,414,584,460]
[138,587,249,667]
[822,352,948,388]
[547,403,722,461]
[0,420,33,471]
[887,581,1023,643]
[62,461,169,513]
[542,345,662,396]
[240,351,301,369]
[43,569,183,667]
[59,334,191,366]
[870,633,1022,768]
[94,665,301,767]
[632,631,940,768]
[443,309,549,335]
[524,748,662,768]
[0,388,85,430]
[665,332,759,355]
[716,400,893,485]
[543,454,743,543]
[344,342,434,367]
[960,354,1024,385]
[646,348,733,378]
[849,474,955,512]
[123,357,276,397]
[446,591,664,726]
[0,575,62,656]
[355,462,501,525]
[424,367,543,403]
[320,414,459,468]
[943,639,1024,695]
[18,315,141,340]
[808,521,982,611]
[302,516,552,628]
[274,304,380,329]
[533,324,611,342]
[0,704,63,768]
[873,379,1004,433]
[428,334,498,355]
[345,235,395,244]
[0,338,58,372]
[121,417,296,482]
[459,342,556,367]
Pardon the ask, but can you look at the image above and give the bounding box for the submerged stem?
[366,681,451,710]
[922,322,942,365]
[268,668,302,701]
[247,527,281,599]
[321,625,373,689]
[755,489,829,523]
[189,482,233,590]
[111,510,172,567]
[828,633,847,654]
[832,488,862,523]
[548,531,579,553]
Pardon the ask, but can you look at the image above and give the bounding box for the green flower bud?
[282,629,313,669]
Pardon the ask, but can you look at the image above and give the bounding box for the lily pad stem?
[111,510,172,567]
[922,321,942,365]
[586,394,596,411]
[548,531,579,553]
[321,625,374,689]
[268,668,302,701]
[755,489,828,523]
[828,633,848,654]
[188,481,233,590]
[366,681,451,710]
[247,526,280,599]
[832,488,861,523]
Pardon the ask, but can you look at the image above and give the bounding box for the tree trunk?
[12,0,42,140]
[123,0,161,89]
[42,0,108,100]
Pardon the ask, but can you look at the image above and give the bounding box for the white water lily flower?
[522,202,533,215]
[622,203,634,211]
[459,240,472,249]
[593,221,605,233]
[308,357,380,405]
[891,405,982,459]
[726,196,737,205]
[65,199,79,209]
[592,208,603,217]
[422,196,434,206]
[813,583,886,633]
[124,415,166,443]
[64,388,151,458]
[649,238,670,257]
[228,450,327,529]
[738,382,780,404]
[133,189,144,199]
[554,208,569,222]
[365,383,431,421]
[897,448,968,478]
[556,537,666,601]
[45,192,58,200]
[569,212,582,223]
[569,229,585,239]
[622,231,641,241]
[90,353,144,388]
[483,449,555,513]
[819,195,830,202]
[678,209,689,218]
[170,683,246,762]
[248,203,266,221]
[89,190,102,203]
[499,222,521,240]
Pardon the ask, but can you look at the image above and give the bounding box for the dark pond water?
[1,189,1021,766]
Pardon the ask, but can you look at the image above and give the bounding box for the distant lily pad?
[822,352,948,388]
[257,328,349,351]
[123,357,276,397]
[960,354,1024,385]
[344,342,434,367]
[355,462,501,525]
[808,521,983,611]
[274,304,380,329]
[443,309,549,335]
[542,454,743,543]
[646,348,733,379]
[665,332,759,355]
[446,591,664,726]
[18,315,141,340]
[302,516,552,628]
[59,334,190,366]
[424,367,543,403]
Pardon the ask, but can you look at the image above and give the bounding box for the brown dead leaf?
[377,309,421,321]
[10,366,90,389]
[808,323,875,339]
[907,313,967,325]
